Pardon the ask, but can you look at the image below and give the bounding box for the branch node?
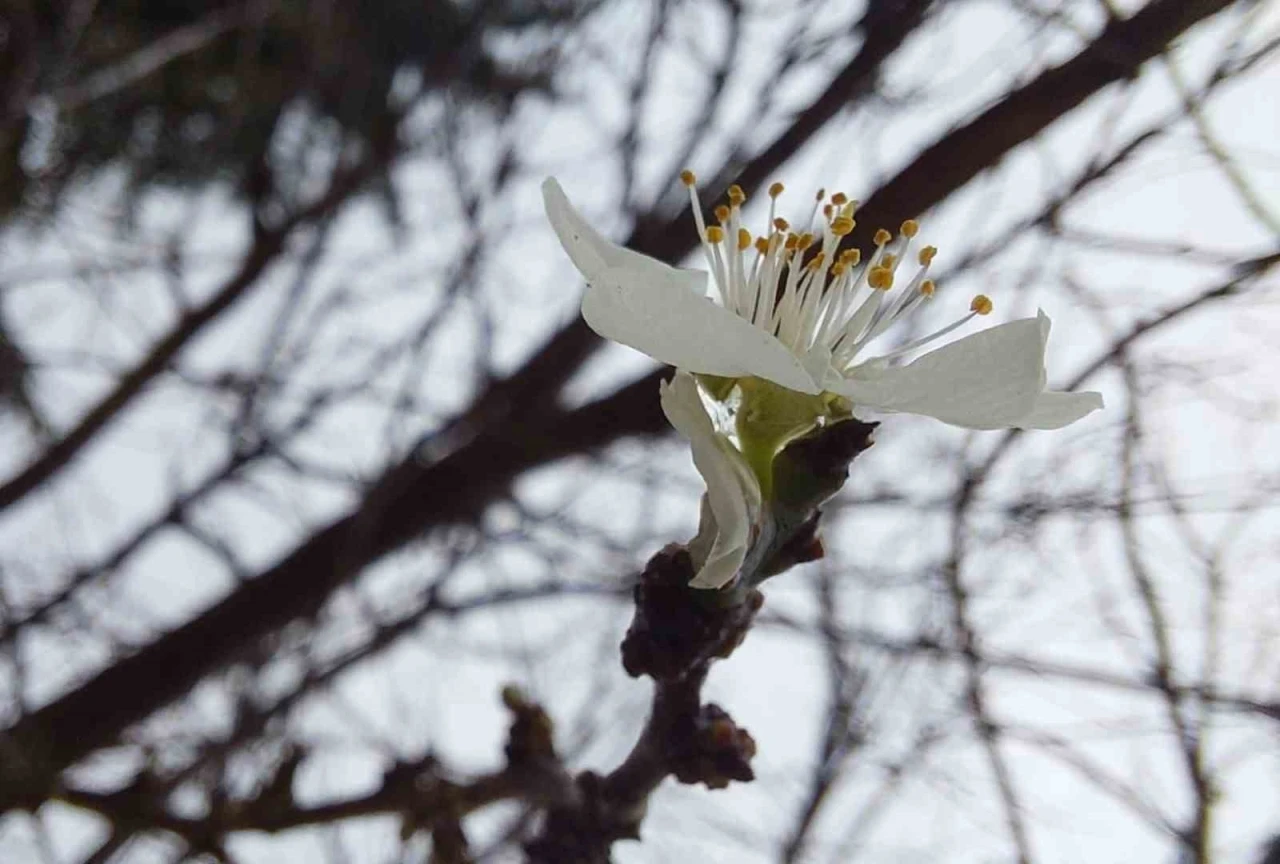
[669,703,757,790]
[620,546,763,681]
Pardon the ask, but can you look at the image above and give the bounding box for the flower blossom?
[543,174,1104,589]
[542,174,1103,433]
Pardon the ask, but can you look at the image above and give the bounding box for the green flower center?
[700,374,850,498]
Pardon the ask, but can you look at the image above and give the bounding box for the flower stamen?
[680,174,995,377]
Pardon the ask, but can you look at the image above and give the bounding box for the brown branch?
[526,419,877,862]
[54,694,573,860]
[523,546,763,862]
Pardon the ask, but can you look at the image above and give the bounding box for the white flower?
[660,371,761,589]
[543,175,1103,431]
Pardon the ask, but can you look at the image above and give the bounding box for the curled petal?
[543,178,822,394]
[660,372,762,589]
[543,177,698,287]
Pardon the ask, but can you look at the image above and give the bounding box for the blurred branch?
[943,508,1035,864]
[1161,40,1280,237]
[0,368,670,812]
[759,611,1280,721]
[45,5,247,111]
[841,0,1241,251]
[1118,348,1216,861]
[55,695,573,863]
[779,569,865,864]
[0,146,395,514]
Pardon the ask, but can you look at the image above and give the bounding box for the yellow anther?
[831,216,855,236]
[900,219,919,238]
[705,225,725,244]
[773,217,790,232]
[879,254,897,270]
[796,232,815,250]
[737,228,752,251]
[868,267,895,290]
[714,204,730,224]
[680,169,697,187]
[840,201,857,219]
[806,252,827,271]
[727,184,746,206]
[873,228,892,246]
[832,193,849,206]
[970,294,993,315]
[754,236,770,255]
[918,245,937,266]
[830,262,846,277]
[823,203,833,219]
[919,279,936,297]
[768,182,785,198]
[784,234,799,250]
[840,249,861,266]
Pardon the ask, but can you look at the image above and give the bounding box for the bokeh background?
[1,1,1278,861]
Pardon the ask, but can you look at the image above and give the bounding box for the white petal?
[1015,389,1104,429]
[660,373,762,589]
[831,315,1050,429]
[543,177,699,287]
[543,178,822,394]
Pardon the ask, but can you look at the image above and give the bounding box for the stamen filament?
[678,175,981,385]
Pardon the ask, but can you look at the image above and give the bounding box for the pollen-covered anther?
[831,216,855,236]
[714,204,730,224]
[873,228,892,246]
[831,192,848,206]
[805,252,827,272]
[784,234,799,250]
[705,225,725,244]
[822,204,833,219]
[918,245,937,266]
[727,185,746,206]
[796,232,815,251]
[773,217,789,232]
[737,228,752,251]
[754,236,769,255]
[768,182,785,198]
[900,219,919,238]
[680,169,697,187]
[919,279,936,297]
[840,249,861,266]
[879,254,897,270]
[970,294,993,315]
[868,267,894,290]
